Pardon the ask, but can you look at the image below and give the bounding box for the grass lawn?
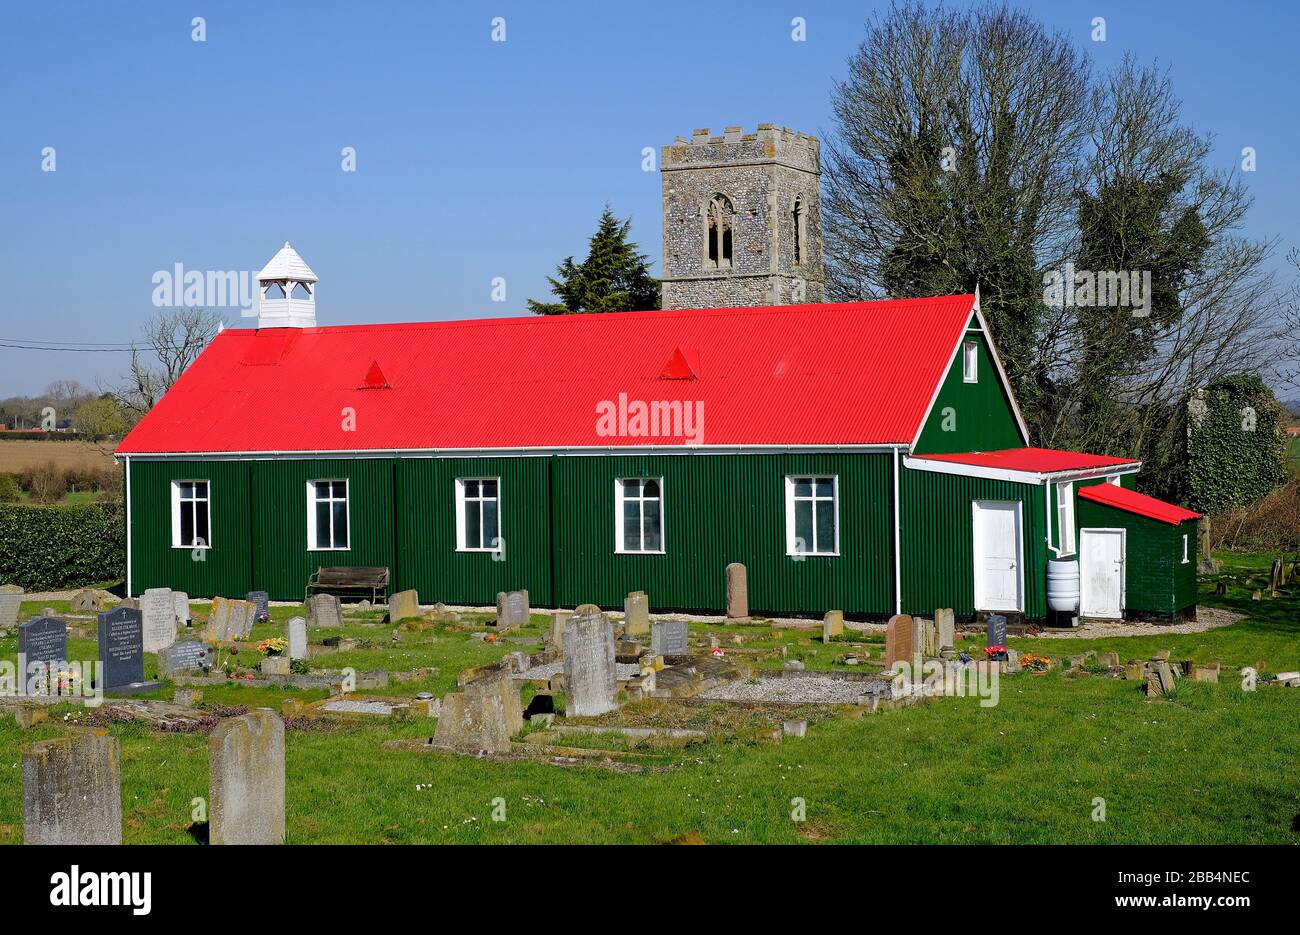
[1,553,1297,845]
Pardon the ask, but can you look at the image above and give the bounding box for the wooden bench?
[305,566,390,604]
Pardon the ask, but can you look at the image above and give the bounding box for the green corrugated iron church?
[115,125,1200,623]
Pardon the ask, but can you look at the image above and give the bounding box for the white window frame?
[1055,480,1076,555]
[306,479,350,552]
[615,477,665,555]
[170,479,211,549]
[455,477,502,553]
[963,341,979,383]
[785,475,840,557]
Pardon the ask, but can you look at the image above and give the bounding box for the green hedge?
[0,501,125,590]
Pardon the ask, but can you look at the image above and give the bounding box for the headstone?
[174,688,203,706]
[23,733,122,844]
[0,584,23,632]
[986,614,1008,648]
[433,669,522,752]
[495,589,529,630]
[921,618,938,656]
[624,591,650,636]
[206,596,234,641]
[306,592,341,629]
[884,614,918,670]
[173,591,191,624]
[287,616,308,660]
[70,589,103,613]
[98,606,154,692]
[261,657,289,676]
[17,617,68,696]
[388,588,420,623]
[725,563,748,618]
[209,709,285,845]
[935,608,955,650]
[246,590,270,621]
[563,604,618,716]
[141,587,177,654]
[158,640,212,678]
[547,611,571,655]
[1098,651,1120,668]
[651,619,689,657]
[782,719,808,738]
[236,599,258,636]
[822,610,844,643]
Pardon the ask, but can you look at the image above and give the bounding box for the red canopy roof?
[1079,483,1200,525]
[117,295,978,455]
[917,447,1139,474]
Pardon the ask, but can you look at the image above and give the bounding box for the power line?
[0,339,139,352]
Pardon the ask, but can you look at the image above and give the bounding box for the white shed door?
[973,500,1023,612]
[1080,528,1125,619]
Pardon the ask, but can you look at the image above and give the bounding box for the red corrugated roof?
[918,447,1139,473]
[117,296,977,455]
[1079,483,1200,525]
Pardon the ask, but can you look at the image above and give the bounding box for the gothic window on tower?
[706,194,734,269]
[792,195,804,266]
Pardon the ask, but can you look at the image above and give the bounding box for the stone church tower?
[660,125,824,310]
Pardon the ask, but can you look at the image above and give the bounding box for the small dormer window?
[264,282,286,300]
[291,282,312,300]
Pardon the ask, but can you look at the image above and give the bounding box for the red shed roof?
[915,447,1140,474]
[117,295,980,455]
[1079,483,1200,525]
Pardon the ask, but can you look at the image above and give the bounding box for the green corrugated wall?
[913,330,1025,454]
[127,452,896,613]
[899,467,1047,618]
[1076,491,1197,615]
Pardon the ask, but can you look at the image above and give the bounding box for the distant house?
[114,244,1199,622]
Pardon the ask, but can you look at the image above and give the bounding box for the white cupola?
[256,242,317,328]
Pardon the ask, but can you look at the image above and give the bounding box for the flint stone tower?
[660,125,824,310]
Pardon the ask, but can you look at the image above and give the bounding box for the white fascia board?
[115,443,907,461]
[905,455,1141,486]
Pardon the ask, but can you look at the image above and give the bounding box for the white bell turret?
[257,242,317,328]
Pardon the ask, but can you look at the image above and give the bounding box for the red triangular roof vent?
[659,346,700,380]
[359,360,391,389]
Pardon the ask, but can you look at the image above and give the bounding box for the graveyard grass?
[1,552,1297,844]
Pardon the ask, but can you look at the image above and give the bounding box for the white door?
[1080,528,1125,619]
[973,500,1023,612]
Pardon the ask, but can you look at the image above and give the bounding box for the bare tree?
[105,308,224,422]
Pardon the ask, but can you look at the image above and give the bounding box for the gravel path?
[515,660,642,681]
[700,674,887,705]
[1027,605,1244,639]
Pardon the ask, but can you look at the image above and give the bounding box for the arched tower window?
[792,195,804,266]
[706,194,734,269]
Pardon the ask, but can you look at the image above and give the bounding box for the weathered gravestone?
[287,616,308,661]
[306,592,342,628]
[922,618,938,657]
[547,610,571,655]
[70,589,104,613]
[141,587,177,654]
[206,597,235,641]
[822,610,844,643]
[433,669,523,753]
[388,588,420,623]
[884,614,920,670]
[173,590,192,625]
[23,733,122,844]
[563,604,618,716]
[98,606,160,694]
[623,591,650,636]
[726,563,748,618]
[651,619,689,657]
[0,584,23,632]
[158,641,212,679]
[495,589,529,630]
[935,608,955,651]
[17,617,67,696]
[246,590,270,621]
[209,709,285,845]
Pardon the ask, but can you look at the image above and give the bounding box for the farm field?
[1,552,1296,845]
[0,438,117,472]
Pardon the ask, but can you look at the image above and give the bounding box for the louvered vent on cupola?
[659,346,700,380]
[359,360,391,389]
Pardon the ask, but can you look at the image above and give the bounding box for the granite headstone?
[651,619,689,657]
[562,604,617,716]
[18,617,67,696]
[306,593,341,628]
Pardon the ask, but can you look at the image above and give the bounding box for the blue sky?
[1,0,1297,395]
